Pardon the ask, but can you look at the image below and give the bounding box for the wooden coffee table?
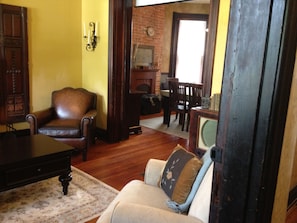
[0,134,74,195]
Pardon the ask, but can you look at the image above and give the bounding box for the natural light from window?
[175,20,207,84]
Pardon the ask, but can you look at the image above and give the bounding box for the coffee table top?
[0,134,74,165]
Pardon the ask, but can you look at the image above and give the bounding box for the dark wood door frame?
[210,0,297,222]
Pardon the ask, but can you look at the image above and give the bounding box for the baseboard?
[94,127,108,141]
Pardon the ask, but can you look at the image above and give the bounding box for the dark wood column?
[107,0,132,142]
[210,1,297,223]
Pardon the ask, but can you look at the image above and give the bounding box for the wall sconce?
[83,22,98,51]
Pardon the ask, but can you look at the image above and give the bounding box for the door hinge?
[211,146,223,163]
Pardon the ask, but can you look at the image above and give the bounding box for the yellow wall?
[0,0,109,131]
[211,0,230,96]
[272,51,297,223]
[82,0,109,129]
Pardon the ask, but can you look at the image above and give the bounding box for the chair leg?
[186,113,190,132]
[167,110,171,127]
[82,148,87,161]
[181,113,185,131]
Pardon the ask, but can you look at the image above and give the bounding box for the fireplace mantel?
[130,69,159,94]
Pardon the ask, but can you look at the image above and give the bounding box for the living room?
[1,0,297,223]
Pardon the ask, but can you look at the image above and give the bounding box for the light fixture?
[83,22,98,51]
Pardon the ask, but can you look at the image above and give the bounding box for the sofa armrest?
[144,159,166,186]
[26,108,55,135]
[111,202,203,223]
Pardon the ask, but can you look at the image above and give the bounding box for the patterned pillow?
[160,145,203,205]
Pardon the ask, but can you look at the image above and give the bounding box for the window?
[169,13,208,84]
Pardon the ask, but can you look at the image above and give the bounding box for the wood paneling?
[0,4,29,124]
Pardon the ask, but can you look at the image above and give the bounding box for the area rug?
[140,115,189,139]
[0,166,118,223]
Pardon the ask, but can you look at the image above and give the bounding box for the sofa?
[97,145,214,223]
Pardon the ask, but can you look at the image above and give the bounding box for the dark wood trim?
[107,0,132,142]
[255,1,297,221]
[209,0,297,222]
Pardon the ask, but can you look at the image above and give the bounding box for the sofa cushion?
[98,180,173,223]
[160,145,202,208]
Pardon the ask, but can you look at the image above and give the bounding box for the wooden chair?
[186,83,203,131]
[168,80,190,131]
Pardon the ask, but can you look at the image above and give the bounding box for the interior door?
[0,4,29,125]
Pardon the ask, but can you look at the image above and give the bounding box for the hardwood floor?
[72,126,187,191]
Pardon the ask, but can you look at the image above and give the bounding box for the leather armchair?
[26,87,97,161]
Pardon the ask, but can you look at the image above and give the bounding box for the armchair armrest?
[111,202,203,223]
[82,109,97,121]
[144,159,166,186]
[81,109,97,136]
[26,108,55,135]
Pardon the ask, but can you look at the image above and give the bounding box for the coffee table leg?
[59,172,72,195]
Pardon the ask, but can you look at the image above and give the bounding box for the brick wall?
[132,5,166,95]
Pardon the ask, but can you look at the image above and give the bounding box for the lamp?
[83,22,98,51]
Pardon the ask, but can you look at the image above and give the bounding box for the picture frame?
[132,44,154,68]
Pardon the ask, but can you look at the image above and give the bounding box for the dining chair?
[186,83,203,131]
[168,80,190,131]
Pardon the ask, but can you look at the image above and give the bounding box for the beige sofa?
[97,147,214,223]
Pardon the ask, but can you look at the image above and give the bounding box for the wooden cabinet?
[130,69,158,94]
[189,107,219,158]
[0,4,29,124]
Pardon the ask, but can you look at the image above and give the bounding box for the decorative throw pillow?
[160,144,203,206]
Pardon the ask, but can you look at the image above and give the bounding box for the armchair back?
[52,87,97,119]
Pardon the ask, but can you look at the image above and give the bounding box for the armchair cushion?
[38,119,81,137]
[160,145,202,211]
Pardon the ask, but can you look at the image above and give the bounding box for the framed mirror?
[132,44,154,69]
